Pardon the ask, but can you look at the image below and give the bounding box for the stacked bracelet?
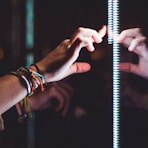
[9,65,45,122]
[9,66,45,96]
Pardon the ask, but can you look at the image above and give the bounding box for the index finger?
[118,28,143,43]
[97,25,107,38]
[69,25,107,47]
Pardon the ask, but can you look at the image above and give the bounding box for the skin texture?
[0,26,107,114]
[118,28,148,78]
[28,81,74,116]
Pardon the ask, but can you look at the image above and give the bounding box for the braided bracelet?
[9,66,45,96]
[9,66,45,123]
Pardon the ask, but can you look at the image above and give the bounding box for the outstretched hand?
[35,25,107,82]
[118,28,148,78]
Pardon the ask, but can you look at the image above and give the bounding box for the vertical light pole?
[108,0,120,148]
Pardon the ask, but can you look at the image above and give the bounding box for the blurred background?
[1,0,148,148]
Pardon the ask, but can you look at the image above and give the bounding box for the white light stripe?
[108,0,120,148]
[108,0,113,44]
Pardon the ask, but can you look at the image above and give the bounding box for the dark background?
[1,0,148,148]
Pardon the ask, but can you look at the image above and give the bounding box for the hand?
[118,28,148,78]
[28,81,74,116]
[34,26,107,82]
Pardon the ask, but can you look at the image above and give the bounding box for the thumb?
[68,62,91,75]
[119,62,139,74]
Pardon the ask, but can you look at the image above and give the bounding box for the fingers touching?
[69,25,107,52]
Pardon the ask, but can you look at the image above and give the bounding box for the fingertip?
[98,25,107,38]
[128,46,134,52]
[73,62,91,74]
[87,46,95,52]
[117,35,123,43]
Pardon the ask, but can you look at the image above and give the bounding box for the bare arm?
[0,75,27,114]
[0,26,107,114]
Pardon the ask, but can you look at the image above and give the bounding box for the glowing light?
[108,0,120,148]
[108,0,113,44]
[26,52,34,66]
[26,0,34,49]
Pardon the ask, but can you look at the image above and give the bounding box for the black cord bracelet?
[30,64,41,74]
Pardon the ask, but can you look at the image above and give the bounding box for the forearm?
[0,26,107,115]
[0,75,27,114]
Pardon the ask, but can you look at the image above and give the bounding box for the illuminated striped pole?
[108,0,113,44]
[108,0,120,148]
